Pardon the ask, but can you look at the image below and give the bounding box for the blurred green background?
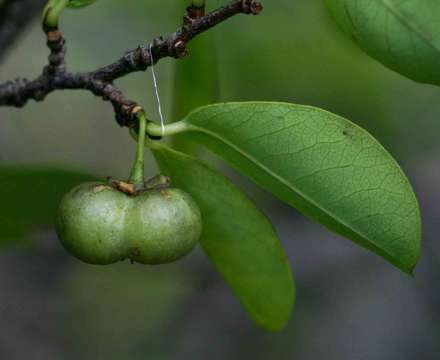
[1,0,440,359]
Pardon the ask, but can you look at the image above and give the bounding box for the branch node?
[0,0,264,127]
[123,45,150,72]
[185,3,206,25]
[46,28,62,42]
[131,105,144,116]
[173,40,189,58]
[114,100,139,128]
[242,0,263,15]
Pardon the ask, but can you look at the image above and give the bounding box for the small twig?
[45,28,66,74]
[0,0,263,127]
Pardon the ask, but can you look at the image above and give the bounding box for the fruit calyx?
[106,108,172,196]
[107,174,171,196]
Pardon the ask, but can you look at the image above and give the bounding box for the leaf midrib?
[186,123,388,256]
[376,0,440,54]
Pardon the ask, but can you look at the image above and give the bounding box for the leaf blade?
[177,102,422,273]
[325,0,440,85]
[151,143,295,331]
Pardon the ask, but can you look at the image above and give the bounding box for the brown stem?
[0,0,263,127]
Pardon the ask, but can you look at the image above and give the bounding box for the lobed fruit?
[56,182,202,265]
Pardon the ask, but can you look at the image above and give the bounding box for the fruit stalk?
[129,111,147,187]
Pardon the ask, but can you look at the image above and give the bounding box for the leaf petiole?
[146,121,189,138]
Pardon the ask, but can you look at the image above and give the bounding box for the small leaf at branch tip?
[43,0,69,28]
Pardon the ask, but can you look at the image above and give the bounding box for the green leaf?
[68,0,96,8]
[151,142,295,331]
[43,0,96,28]
[324,0,440,85]
[0,166,93,245]
[173,102,421,274]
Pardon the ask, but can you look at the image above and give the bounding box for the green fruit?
[56,182,202,265]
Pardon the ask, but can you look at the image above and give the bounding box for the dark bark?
[0,0,263,127]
